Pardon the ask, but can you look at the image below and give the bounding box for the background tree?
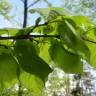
[61,0,96,23]
[0,0,12,18]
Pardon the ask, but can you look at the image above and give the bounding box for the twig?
[0,34,60,40]
[82,37,96,44]
[27,22,48,34]
[23,0,28,28]
[28,0,40,8]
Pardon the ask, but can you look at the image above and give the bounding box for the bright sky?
[0,0,62,28]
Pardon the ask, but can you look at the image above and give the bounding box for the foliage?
[0,0,12,19]
[61,0,96,24]
[0,5,96,95]
[44,61,96,96]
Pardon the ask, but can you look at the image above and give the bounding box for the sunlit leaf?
[20,70,44,96]
[39,43,51,64]
[0,51,18,92]
[56,18,90,60]
[85,41,96,68]
[81,24,96,66]
[0,28,20,36]
[0,27,32,36]
[70,16,92,27]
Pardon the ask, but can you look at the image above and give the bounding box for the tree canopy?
[0,0,96,96]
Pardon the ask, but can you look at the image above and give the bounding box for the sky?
[0,0,62,28]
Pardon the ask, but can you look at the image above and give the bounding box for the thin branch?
[82,37,96,44]
[27,22,48,35]
[28,0,40,8]
[0,34,60,40]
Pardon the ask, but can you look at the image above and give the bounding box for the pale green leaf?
[0,28,21,36]
[20,70,44,96]
[0,52,18,92]
[85,42,96,68]
[70,16,92,27]
[29,7,68,20]
[39,43,51,64]
[57,18,90,60]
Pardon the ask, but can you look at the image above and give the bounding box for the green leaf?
[29,8,49,19]
[0,27,31,36]
[39,43,51,64]
[49,40,83,73]
[14,40,52,81]
[20,70,44,96]
[29,7,68,20]
[47,7,68,21]
[62,16,93,35]
[82,26,96,64]
[0,28,20,36]
[0,46,12,54]
[83,26,96,43]
[70,16,92,28]
[35,17,42,25]
[85,42,96,68]
[34,22,56,35]
[0,52,18,92]
[57,18,90,60]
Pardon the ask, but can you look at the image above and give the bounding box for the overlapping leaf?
[0,48,18,92]
[49,40,83,73]
[0,28,20,36]
[85,42,96,68]
[0,27,32,37]
[69,16,92,28]
[20,70,44,96]
[14,40,52,81]
[83,27,96,68]
[39,43,51,64]
[0,7,96,94]
[29,7,68,20]
[56,17,90,60]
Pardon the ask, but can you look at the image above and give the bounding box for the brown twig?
[27,21,48,34]
[0,34,60,40]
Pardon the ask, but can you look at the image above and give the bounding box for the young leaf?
[85,42,96,68]
[57,18,90,60]
[29,7,68,20]
[70,16,92,27]
[20,70,44,96]
[39,43,51,64]
[0,52,18,92]
[0,28,21,36]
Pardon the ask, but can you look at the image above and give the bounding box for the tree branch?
[27,21,48,35]
[23,0,28,28]
[28,0,40,8]
[0,34,60,40]
[82,37,96,44]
